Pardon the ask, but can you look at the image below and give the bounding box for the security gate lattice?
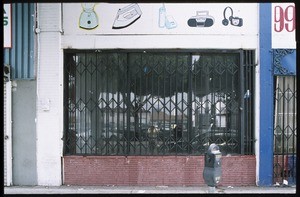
[273,76,297,185]
[64,50,255,156]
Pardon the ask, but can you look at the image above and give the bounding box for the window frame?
[63,49,255,156]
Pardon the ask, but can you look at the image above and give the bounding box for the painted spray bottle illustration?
[158,4,177,29]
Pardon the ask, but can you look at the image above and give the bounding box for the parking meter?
[203,143,222,191]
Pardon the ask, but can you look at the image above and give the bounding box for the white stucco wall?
[36,3,64,186]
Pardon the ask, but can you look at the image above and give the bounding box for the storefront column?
[258,3,273,186]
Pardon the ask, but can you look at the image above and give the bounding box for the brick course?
[63,155,256,186]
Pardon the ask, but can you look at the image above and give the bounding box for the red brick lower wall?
[63,155,256,186]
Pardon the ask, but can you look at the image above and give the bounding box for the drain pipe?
[4,80,13,186]
[60,3,64,34]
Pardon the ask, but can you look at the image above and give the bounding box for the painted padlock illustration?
[187,11,214,27]
[79,3,98,30]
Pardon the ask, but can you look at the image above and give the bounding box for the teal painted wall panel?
[3,3,35,80]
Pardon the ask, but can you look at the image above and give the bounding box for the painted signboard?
[63,3,258,35]
[4,4,11,48]
[272,3,296,48]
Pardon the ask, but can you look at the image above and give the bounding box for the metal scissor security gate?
[273,76,297,185]
[64,50,255,156]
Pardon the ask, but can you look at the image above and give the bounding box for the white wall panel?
[61,3,259,49]
[36,3,63,186]
[61,34,258,50]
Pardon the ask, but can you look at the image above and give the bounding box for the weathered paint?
[12,81,37,185]
[35,3,64,186]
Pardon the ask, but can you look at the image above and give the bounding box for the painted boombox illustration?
[187,11,214,27]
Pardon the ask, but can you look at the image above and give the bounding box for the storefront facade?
[271,3,297,186]
[58,3,258,186]
[3,2,296,187]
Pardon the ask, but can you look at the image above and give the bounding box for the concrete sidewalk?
[4,185,296,194]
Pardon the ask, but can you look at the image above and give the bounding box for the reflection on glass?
[66,52,242,155]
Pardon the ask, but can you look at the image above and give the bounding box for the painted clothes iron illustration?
[112,3,142,29]
[79,3,98,30]
[187,11,214,27]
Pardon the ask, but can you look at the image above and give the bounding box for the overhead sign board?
[4,4,12,48]
[63,3,258,36]
[272,3,296,48]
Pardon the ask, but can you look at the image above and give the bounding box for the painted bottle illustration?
[158,4,177,29]
[158,4,166,28]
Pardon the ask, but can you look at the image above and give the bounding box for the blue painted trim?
[273,49,296,76]
[259,3,273,186]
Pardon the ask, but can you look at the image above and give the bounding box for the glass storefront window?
[64,50,255,156]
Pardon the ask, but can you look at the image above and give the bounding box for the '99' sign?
[274,5,295,32]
